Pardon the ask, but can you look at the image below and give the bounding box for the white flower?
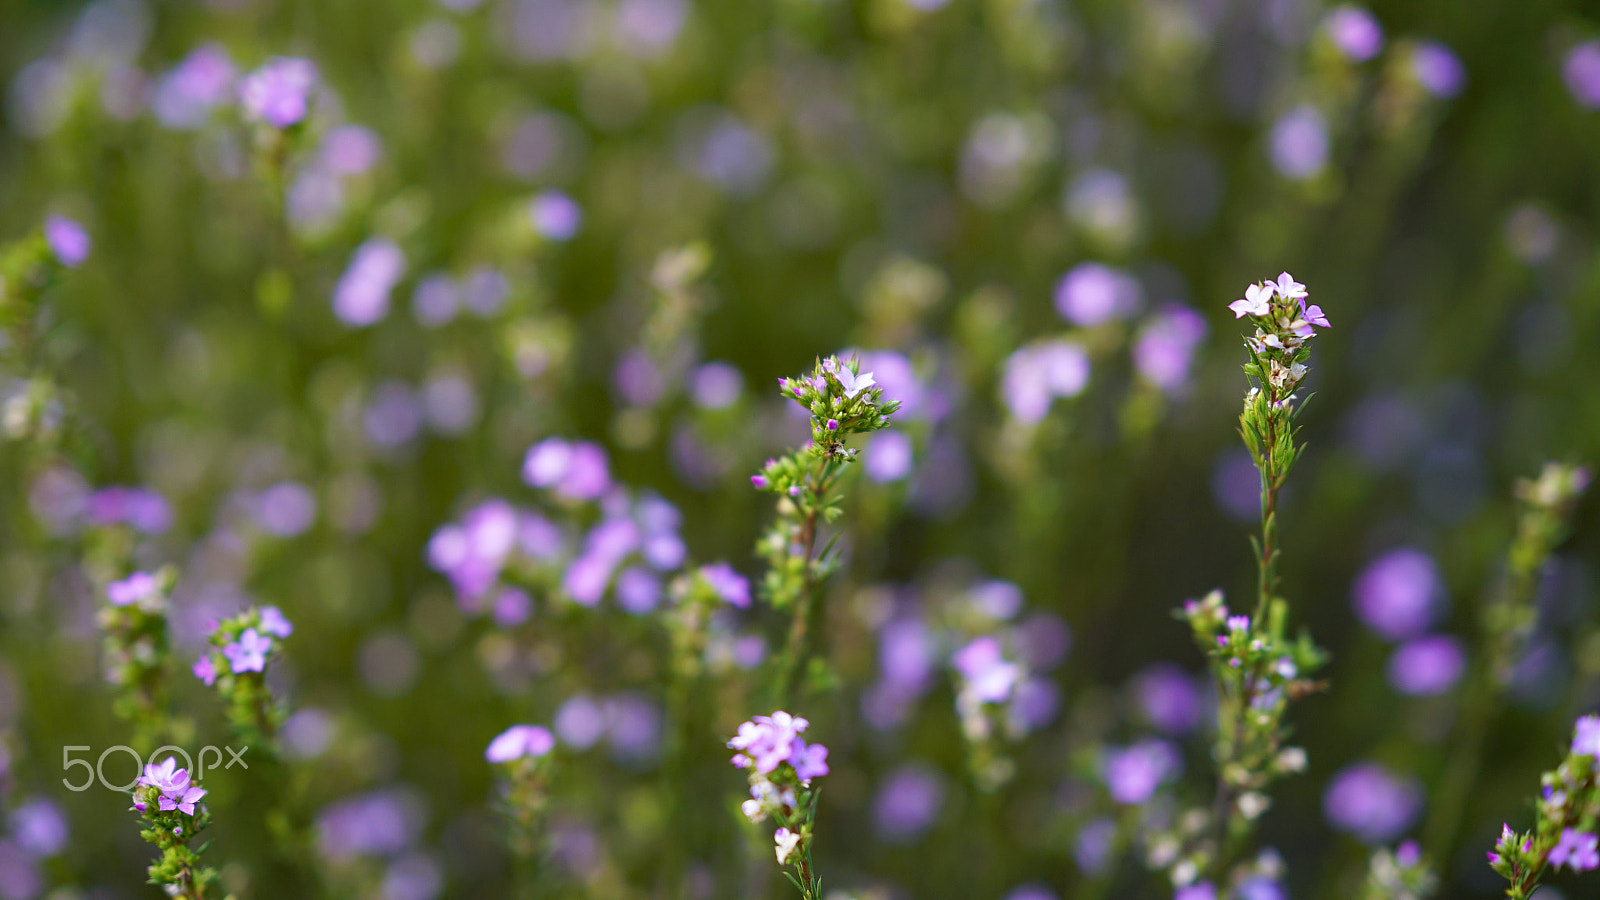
[1228,282,1273,318]
[1272,271,1307,300]
[836,368,876,399]
[774,827,802,864]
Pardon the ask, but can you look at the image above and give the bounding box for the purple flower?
[333,238,406,327]
[44,216,90,267]
[158,785,207,816]
[1270,105,1329,180]
[485,724,556,763]
[1103,739,1181,805]
[152,43,236,129]
[107,571,158,607]
[1175,885,1217,900]
[825,418,839,431]
[1131,663,1203,735]
[691,362,744,409]
[1323,6,1383,61]
[258,606,294,638]
[1549,828,1600,871]
[522,438,611,501]
[239,57,318,127]
[728,711,809,774]
[320,124,382,175]
[1001,341,1089,423]
[1412,41,1465,98]
[1386,635,1465,696]
[254,481,317,536]
[530,190,582,240]
[1353,548,1442,640]
[953,636,1021,703]
[864,430,914,483]
[1573,714,1600,760]
[751,474,769,489]
[9,799,68,858]
[139,757,190,795]
[699,562,750,608]
[192,654,217,686]
[789,739,829,781]
[1323,762,1422,843]
[872,765,945,843]
[223,628,273,674]
[1229,282,1273,319]
[1054,262,1141,327]
[615,567,661,614]
[1133,305,1207,393]
[86,486,172,533]
[1564,41,1600,109]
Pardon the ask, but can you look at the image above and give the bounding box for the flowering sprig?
[486,724,556,859]
[1174,274,1328,883]
[1487,462,1590,683]
[1359,841,1438,900]
[99,568,179,745]
[130,756,218,900]
[729,712,829,900]
[951,635,1026,789]
[755,355,899,702]
[193,606,293,751]
[1490,715,1600,898]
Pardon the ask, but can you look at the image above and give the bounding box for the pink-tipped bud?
[788,486,800,497]
[751,474,769,489]
[826,419,839,431]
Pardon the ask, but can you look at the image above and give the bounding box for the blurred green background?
[2,0,1600,898]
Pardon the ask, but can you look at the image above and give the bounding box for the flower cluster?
[772,355,899,464]
[486,724,556,858]
[1358,841,1437,900]
[1490,714,1600,898]
[98,568,177,741]
[130,756,218,900]
[193,606,293,749]
[729,711,828,898]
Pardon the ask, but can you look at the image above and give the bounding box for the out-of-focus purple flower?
[615,567,662,614]
[879,617,936,692]
[864,430,914,483]
[522,438,612,501]
[690,362,744,409]
[258,606,293,638]
[555,695,608,749]
[0,841,40,900]
[971,580,1023,619]
[1134,305,1208,394]
[107,571,159,606]
[603,694,663,763]
[614,0,687,57]
[86,486,172,533]
[1270,105,1328,180]
[486,724,555,763]
[411,273,460,327]
[422,372,479,434]
[239,56,317,127]
[492,587,533,626]
[193,654,216,685]
[223,628,273,673]
[872,764,944,843]
[517,511,565,562]
[462,266,509,317]
[1549,828,1600,871]
[365,381,422,447]
[316,788,426,861]
[953,636,1021,703]
[852,350,924,419]
[1175,885,1217,900]
[1322,6,1382,61]
[44,216,90,267]
[333,238,406,327]
[320,124,382,175]
[152,43,236,128]
[9,799,68,857]
[699,562,750,607]
[1323,762,1423,843]
[428,499,519,600]
[682,112,774,194]
[1573,714,1600,760]
[1411,41,1465,98]
[1074,818,1116,876]
[1009,676,1061,732]
[1236,880,1285,900]
[1132,663,1204,735]
[613,350,666,408]
[1387,635,1465,696]
[530,190,582,240]
[1104,739,1181,804]
[1564,42,1600,109]
[1353,548,1443,640]
[1001,341,1090,423]
[254,481,317,536]
[1054,262,1141,327]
